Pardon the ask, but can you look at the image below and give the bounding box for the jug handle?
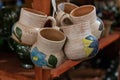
[46,16,60,30]
[60,13,73,26]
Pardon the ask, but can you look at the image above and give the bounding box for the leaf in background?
[16,27,22,42]
[48,55,58,68]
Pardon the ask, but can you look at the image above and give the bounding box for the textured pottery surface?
[30,28,66,69]
[55,2,78,26]
[12,22,39,45]
[60,5,104,39]
[11,8,56,45]
[70,5,104,39]
[61,22,99,60]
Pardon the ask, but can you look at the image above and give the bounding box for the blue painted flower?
[85,35,99,57]
[30,47,47,67]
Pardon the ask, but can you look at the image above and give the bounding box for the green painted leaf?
[16,27,22,42]
[48,55,57,68]
[13,30,21,42]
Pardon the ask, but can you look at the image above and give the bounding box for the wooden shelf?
[51,59,81,78]
[38,33,120,79]
[99,33,120,50]
[0,33,119,80]
[51,33,120,78]
[6,0,119,80]
[0,0,119,80]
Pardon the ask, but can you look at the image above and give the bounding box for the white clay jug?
[30,28,66,69]
[55,2,78,26]
[11,8,56,45]
[61,5,104,39]
[60,21,99,60]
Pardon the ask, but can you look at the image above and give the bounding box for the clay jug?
[70,5,104,39]
[60,21,99,60]
[11,8,56,46]
[30,28,66,69]
[55,2,78,26]
[62,5,104,39]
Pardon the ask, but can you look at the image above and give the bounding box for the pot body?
[70,5,104,39]
[30,28,66,69]
[58,5,104,39]
[61,22,99,60]
[11,8,56,45]
[12,22,39,45]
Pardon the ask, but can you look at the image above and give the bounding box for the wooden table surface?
[0,52,35,80]
[0,33,119,80]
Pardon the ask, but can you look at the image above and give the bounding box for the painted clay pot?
[11,8,56,46]
[69,5,104,39]
[30,28,66,69]
[60,21,99,60]
[55,2,78,26]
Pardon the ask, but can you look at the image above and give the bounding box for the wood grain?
[32,0,51,15]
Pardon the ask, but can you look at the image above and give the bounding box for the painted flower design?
[30,47,47,67]
[82,35,99,57]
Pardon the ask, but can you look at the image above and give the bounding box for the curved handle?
[55,11,73,26]
[55,11,66,26]
[60,14,73,26]
[46,16,60,30]
[47,16,56,27]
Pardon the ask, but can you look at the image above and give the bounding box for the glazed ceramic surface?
[11,8,56,45]
[61,21,99,60]
[30,28,66,69]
